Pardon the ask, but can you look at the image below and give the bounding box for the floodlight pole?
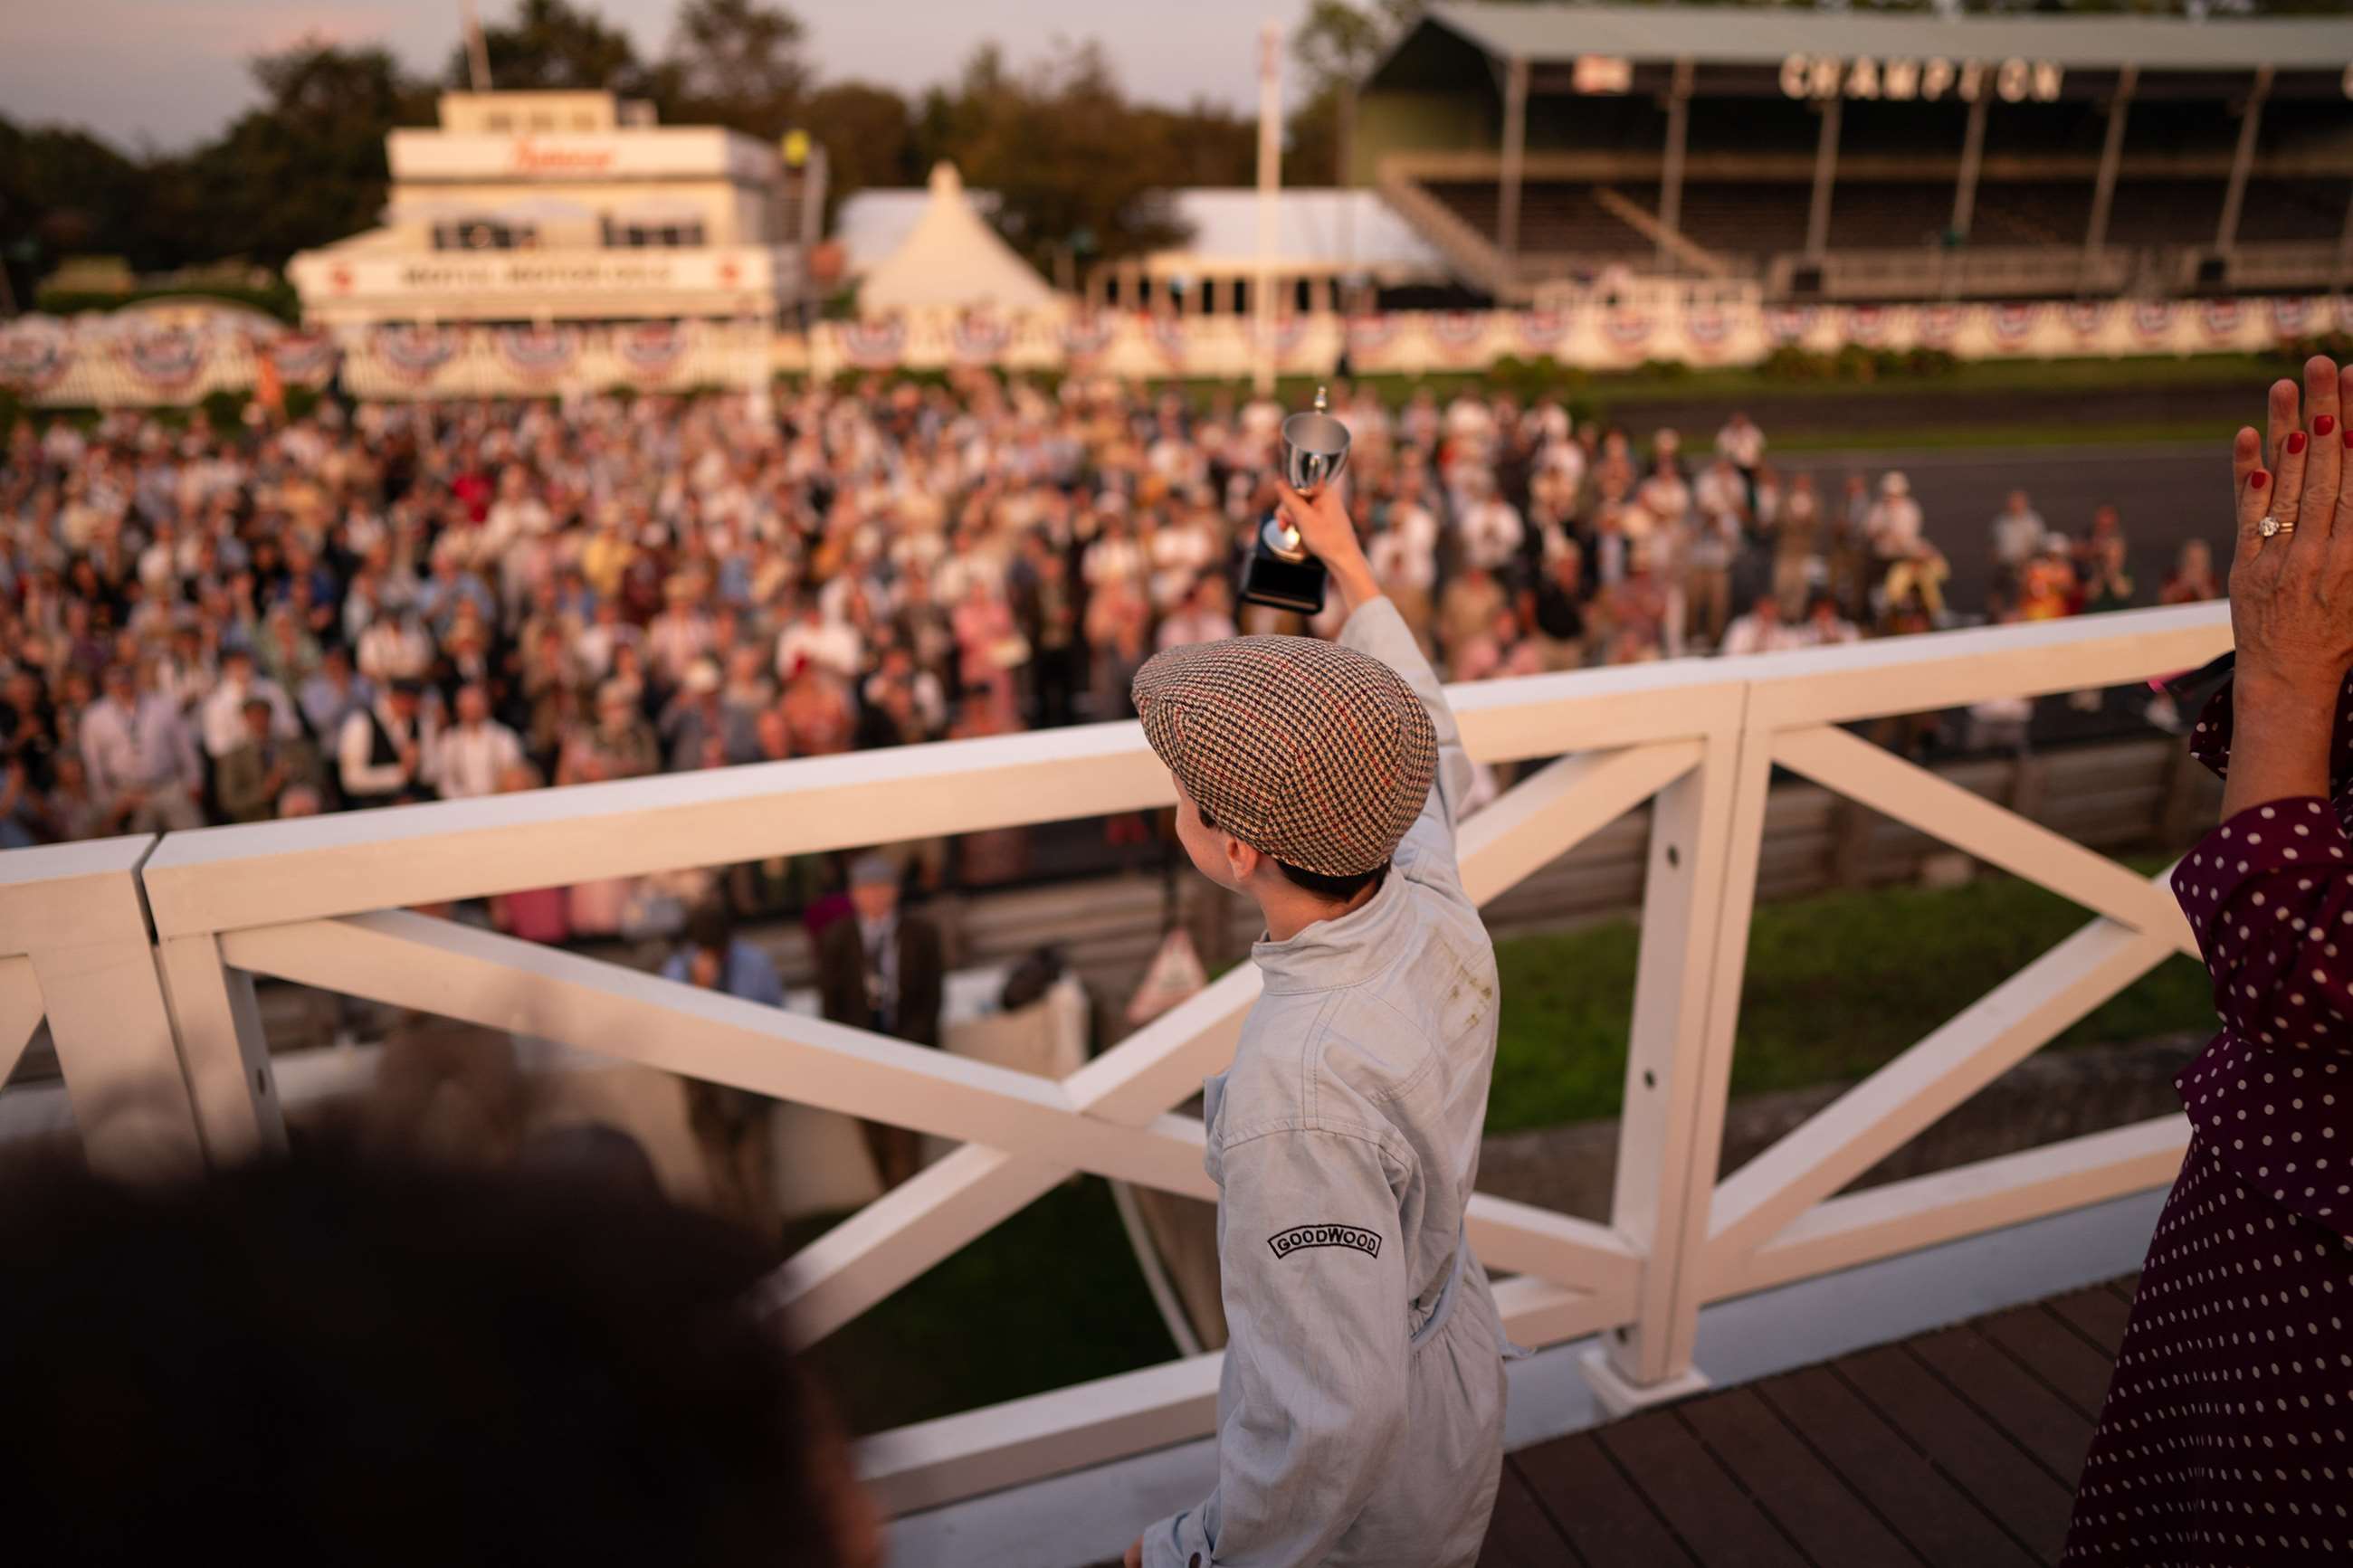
[2215,64,2273,255]
[1658,58,1694,272]
[1950,92,1989,242]
[1254,20,1283,395]
[2083,65,2138,280]
[1499,56,1530,282]
[1805,95,1842,260]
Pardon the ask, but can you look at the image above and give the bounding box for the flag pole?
[1253,20,1283,395]
[460,0,492,91]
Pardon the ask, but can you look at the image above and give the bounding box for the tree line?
[5,0,2340,311]
[0,0,1371,308]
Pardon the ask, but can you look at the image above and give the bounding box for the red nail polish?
[2320,414,2339,438]
[2253,470,2270,489]
[2290,431,2309,455]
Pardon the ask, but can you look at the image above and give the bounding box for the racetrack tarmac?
[1766,441,2226,617]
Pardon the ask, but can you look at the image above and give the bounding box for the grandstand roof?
[1384,3,2352,77]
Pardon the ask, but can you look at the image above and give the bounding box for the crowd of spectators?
[0,377,2215,870]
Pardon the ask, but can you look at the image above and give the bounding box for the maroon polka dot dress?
[2064,683,2353,1564]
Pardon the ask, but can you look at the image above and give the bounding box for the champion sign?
[1267,1222,1383,1262]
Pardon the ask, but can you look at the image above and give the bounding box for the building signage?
[1779,54,2063,104]
[1572,55,1634,95]
[508,138,617,176]
[291,245,789,320]
[388,130,773,185]
[388,256,691,291]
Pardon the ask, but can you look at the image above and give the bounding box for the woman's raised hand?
[2219,356,2353,819]
[2230,355,2353,702]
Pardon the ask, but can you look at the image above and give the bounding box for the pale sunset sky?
[0,0,1307,149]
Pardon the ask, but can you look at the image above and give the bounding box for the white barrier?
[8,602,2234,1510]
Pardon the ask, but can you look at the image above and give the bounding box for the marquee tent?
[857,162,1058,315]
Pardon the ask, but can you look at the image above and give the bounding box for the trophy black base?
[1238,516,1328,615]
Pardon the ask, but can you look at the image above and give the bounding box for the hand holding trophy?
[1239,385,1351,613]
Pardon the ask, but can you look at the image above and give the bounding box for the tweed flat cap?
[1132,636,1437,878]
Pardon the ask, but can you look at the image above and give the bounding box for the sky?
[0,0,1304,152]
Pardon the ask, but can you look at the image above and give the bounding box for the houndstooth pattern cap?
[1131,635,1438,878]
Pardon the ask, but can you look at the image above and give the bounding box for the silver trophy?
[1240,386,1351,613]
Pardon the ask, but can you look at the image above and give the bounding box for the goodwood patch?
[1267,1223,1383,1261]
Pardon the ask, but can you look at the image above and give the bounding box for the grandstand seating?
[1967,185,2097,248]
[1669,184,1812,261]
[1401,165,2349,300]
[2235,180,2351,244]
[1424,181,1649,259]
[2097,181,2225,246]
[1822,183,1967,251]
[1359,7,2353,302]
[1576,182,2094,262]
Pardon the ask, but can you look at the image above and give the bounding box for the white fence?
[5,602,2230,1512]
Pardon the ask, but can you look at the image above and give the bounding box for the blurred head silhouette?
[0,1147,877,1568]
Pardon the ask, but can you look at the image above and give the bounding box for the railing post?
[1584,693,1767,1413]
[156,934,288,1164]
[0,837,205,1183]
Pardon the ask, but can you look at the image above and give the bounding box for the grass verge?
[1489,858,2212,1135]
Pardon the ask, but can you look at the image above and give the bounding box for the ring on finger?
[2261,514,2296,538]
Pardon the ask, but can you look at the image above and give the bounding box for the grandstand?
[1354,3,2353,303]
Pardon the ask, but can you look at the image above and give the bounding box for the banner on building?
[7,290,2349,406]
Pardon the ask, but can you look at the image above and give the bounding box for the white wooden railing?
[2,602,2232,1513]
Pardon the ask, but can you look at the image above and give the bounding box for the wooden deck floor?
[1481,1277,2135,1568]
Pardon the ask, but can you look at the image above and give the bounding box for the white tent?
[857,162,1058,315]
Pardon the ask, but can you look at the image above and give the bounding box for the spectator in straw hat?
[1122,478,1505,1568]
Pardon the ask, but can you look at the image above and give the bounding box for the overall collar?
[1253,868,1411,994]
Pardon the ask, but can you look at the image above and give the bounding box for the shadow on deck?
[1482,1278,2132,1567]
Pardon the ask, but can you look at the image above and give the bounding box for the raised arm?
[2180,355,2353,1057]
[1277,480,1474,896]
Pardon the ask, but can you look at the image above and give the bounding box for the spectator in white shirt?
[432,683,524,802]
[1457,473,1525,575]
[1367,516,1437,596]
[1865,471,1925,560]
[81,662,204,832]
[1147,503,1221,612]
[576,598,643,683]
[774,599,862,683]
[338,679,437,809]
[1801,594,1864,648]
[1715,412,1766,473]
[1635,460,1691,541]
[1720,594,1805,658]
[644,577,714,683]
[1990,489,2046,588]
[1155,576,1239,651]
[357,612,433,686]
[198,646,300,761]
[1686,458,1749,646]
[1081,510,1148,594]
